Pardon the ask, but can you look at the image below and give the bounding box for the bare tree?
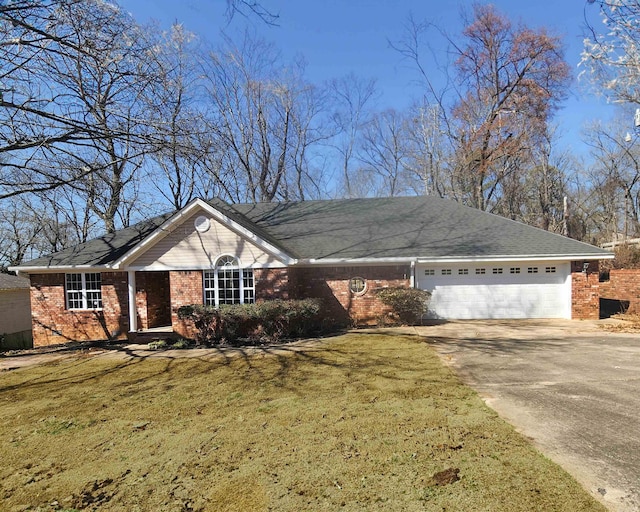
[404,101,451,197]
[582,0,640,105]
[0,0,163,233]
[202,31,327,203]
[225,0,279,26]
[358,109,412,197]
[328,74,377,197]
[393,5,571,211]
[583,112,640,243]
[143,24,213,210]
[0,0,98,197]
[0,197,43,268]
[525,127,572,232]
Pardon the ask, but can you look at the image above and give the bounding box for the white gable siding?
[128,211,285,270]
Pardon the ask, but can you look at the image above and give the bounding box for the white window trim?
[203,256,255,307]
[65,272,102,310]
[349,276,367,295]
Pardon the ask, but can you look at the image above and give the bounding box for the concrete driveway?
[404,319,640,512]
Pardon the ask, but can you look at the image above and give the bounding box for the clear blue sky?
[120,0,618,158]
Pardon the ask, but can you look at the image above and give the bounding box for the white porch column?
[410,260,416,288]
[127,270,137,332]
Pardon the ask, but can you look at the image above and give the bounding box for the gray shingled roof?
[14,196,610,269]
[0,273,30,290]
[228,196,610,260]
[18,212,174,268]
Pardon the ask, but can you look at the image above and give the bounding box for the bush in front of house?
[177,298,323,346]
[375,287,431,325]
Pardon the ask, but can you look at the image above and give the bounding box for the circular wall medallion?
[194,215,210,233]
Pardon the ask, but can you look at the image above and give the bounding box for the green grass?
[0,333,606,511]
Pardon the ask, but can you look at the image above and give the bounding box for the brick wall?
[254,268,290,300]
[169,270,204,339]
[599,269,640,314]
[290,265,411,326]
[571,261,600,320]
[136,271,171,329]
[30,272,129,347]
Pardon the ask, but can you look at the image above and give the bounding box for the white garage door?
[416,262,571,319]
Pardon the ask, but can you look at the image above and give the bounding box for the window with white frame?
[527,267,539,274]
[424,269,435,276]
[65,273,102,310]
[476,268,486,275]
[458,268,469,275]
[203,256,255,306]
[510,267,521,274]
[441,269,452,275]
[545,266,557,273]
[349,276,366,295]
[492,268,503,274]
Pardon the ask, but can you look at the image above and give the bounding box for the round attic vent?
[194,215,210,233]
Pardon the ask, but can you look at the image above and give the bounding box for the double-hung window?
[65,273,102,310]
[204,256,255,306]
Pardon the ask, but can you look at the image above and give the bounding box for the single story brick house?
[11,196,613,346]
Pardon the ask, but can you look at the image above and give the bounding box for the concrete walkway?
[401,319,640,512]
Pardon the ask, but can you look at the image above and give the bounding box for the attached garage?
[417,261,571,319]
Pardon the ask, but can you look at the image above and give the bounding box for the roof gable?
[125,205,290,269]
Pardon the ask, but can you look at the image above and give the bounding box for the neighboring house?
[0,273,33,349]
[10,196,613,347]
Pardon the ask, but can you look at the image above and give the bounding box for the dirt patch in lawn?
[0,333,606,511]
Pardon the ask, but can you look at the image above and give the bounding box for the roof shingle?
[13,196,611,269]
[0,273,30,290]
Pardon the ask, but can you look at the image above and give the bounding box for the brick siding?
[31,261,600,345]
[135,271,171,329]
[599,268,640,314]
[30,272,129,347]
[571,261,600,319]
[290,265,411,326]
[169,270,204,339]
[254,268,290,300]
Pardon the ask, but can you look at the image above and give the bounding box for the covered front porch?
[127,270,173,341]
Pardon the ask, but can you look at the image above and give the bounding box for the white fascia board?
[415,254,614,264]
[294,253,613,266]
[295,257,415,266]
[112,198,296,269]
[8,265,109,276]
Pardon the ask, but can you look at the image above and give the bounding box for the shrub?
[176,304,220,346]
[147,338,193,350]
[177,299,323,346]
[376,287,431,325]
[148,339,168,350]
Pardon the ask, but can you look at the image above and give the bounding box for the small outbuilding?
[0,273,32,349]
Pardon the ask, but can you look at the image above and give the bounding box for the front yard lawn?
[0,333,605,511]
